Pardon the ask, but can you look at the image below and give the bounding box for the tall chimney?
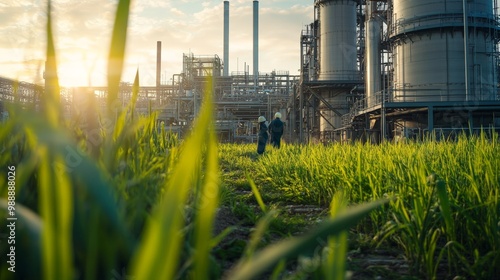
[156,41,161,104]
[253,0,259,79]
[156,41,161,87]
[223,1,229,76]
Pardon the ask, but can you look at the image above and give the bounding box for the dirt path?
[213,205,417,279]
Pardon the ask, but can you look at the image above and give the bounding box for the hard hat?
[274,112,282,119]
[258,116,266,123]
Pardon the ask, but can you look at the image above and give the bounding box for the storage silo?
[316,0,359,134]
[365,1,382,108]
[389,0,497,102]
[317,0,358,81]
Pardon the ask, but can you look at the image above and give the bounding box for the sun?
[57,61,91,87]
[57,56,106,87]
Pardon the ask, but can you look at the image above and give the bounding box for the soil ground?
[212,204,422,280]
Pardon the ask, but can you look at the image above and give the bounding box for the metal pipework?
[223,1,229,76]
[156,41,161,88]
[365,1,381,107]
[463,0,469,101]
[253,0,259,79]
[156,41,161,104]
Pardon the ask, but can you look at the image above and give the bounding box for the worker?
[257,116,268,154]
[268,112,284,148]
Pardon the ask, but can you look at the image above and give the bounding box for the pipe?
[156,41,161,87]
[223,1,229,76]
[463,0,470,101]
[253,0,259,79]
[366,1,381,108]
[156,41,161,104]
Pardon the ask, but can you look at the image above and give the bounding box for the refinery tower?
[292,0,500,143]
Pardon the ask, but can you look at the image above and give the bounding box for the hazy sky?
[0,0,313,87]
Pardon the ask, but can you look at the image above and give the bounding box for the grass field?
[0,1,499,279]
[218,140,500,279]
[2,111,498,279]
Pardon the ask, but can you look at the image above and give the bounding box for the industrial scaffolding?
[0,53,297,143]
[290,0,500,144]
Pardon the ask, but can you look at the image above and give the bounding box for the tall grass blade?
[39,149,73,280]
[193,77,220,279]
[83,208,100,280]
[131,76,216,280]
[107,0,131,117]
[435,178,455,241]
[44,0,60,127]
[18,113,128,238]
[130,69,139,120]
[112,69,139,142]
[247,173,267,212]
[270,259,286,280]
[37,3,71,279]
[324,190,348,280]
[244,210,279,259]
[226,199,389,280]
[84,90,101,159]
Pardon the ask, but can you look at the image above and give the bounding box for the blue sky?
[0,0,313,86]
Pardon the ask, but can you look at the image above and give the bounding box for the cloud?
[0,0,313,86]
[170,7,185,17]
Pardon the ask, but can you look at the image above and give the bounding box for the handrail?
[390,12,500,38]
[341,87,500,126]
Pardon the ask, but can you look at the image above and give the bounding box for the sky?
[0,0,313,87]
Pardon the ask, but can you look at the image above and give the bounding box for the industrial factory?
[296,0,500,143]
[1,0,500,143]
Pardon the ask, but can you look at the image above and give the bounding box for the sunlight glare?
[58,63,89,87]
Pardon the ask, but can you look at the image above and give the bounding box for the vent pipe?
[253,0,259,79]
[223,1,229,76]
[156,41,161,104]
[365,2,381,107]
[156,41,161,87]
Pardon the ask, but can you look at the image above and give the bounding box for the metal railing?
[341,87,500,127]
[342,90,387,126]
[390,12,500,38]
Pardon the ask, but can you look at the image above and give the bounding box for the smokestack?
[223,1,229,76]
[253,0,259,78]
[156,41,161,104]
[156,41,161,87]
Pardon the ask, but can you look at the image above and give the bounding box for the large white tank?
[318,0,358,81]
[316,0,358,136]
[366,17,381,107]
[390,0,497,102]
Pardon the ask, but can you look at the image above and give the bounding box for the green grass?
[0,1,386,280]
[218,137,500,279]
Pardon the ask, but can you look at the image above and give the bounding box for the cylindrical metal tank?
[317,0,358,81]
[391,0,491,33]
[390,0,497,102]
[223,1,229,76]
[365,1,381,107]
